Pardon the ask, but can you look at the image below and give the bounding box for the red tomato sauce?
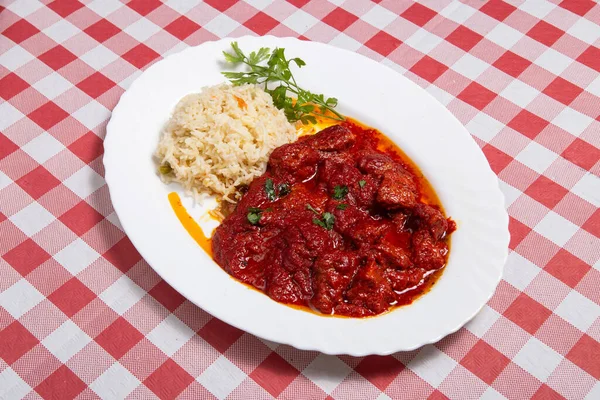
[212,120,455,318]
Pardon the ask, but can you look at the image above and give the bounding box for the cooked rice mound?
[155,84,296,202]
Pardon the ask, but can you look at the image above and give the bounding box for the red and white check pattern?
[1,0,599,398]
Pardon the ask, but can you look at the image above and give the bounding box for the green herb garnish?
[222,42,344,124]
[358,180,366,188]
[278,183,290,197]
[332,185,348,200]
[265,178,276,201]
[306,204,319,214]
[247,208,262,225]
[312,212,335,230]
[336,203,348,210]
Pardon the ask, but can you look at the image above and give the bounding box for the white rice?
[155,84,296,202]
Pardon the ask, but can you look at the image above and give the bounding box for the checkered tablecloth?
[1,0,599,399]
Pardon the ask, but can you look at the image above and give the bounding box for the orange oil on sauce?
[168,192,212,257]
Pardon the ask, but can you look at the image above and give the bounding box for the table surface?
[1,0,599,399]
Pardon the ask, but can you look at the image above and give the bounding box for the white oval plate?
[104,36,509,356]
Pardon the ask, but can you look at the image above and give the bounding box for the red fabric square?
[103,237,142,273]
[28,101,69,131]
[365,31,402,57]
[0,321,39,364]
[479,0,516,21]
[493,51,531,78]
[122,44,161,69]
[409,56,448,83]
[509,217,532,249]
[527,21,564,47]
[165,16,201,41]
[16,166,61,199]
[355,355,404,391]
[126,0,162,16]
[76,72,116,99]
[582,209,600,238]
[2,19,40,44]
[95,317,144,359]
[543,77,583,106]
[3,239,51,276]
[559,0,596,16]
[401,3,437,27]
[576,46,600,73]
[525,175,569,209]
[286,0,311,8]
[47,0,84,17]
[198,318,244,353]
[561,138,600,170]
[457,82,497,110]
[507,110,549,139]
[59,201,104,236]
[532,384,564,400]
[35,365,86,400]
[48,278,96,317]
[0,73,29,100]
[461,340,510,384]
[482,145,513,174]
[566,334,600,379]
[38,45,77,70]
[0,133,19,160]
[84,19,120,43]
[205,0,238,12]
[68,131,104,163]
[250,353,300,397]
[144,358,194,399]
[148,280,186,312]
[322,8,359,32]
[545,249,591,288]
[504,293,552,334]
[428,391,450,400]
[445,26,484,52]
[244,12,279,36]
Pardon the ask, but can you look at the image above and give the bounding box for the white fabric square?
[203,14,240,38]
[329,33,363,52]
[72,100,111,130]
[32,72,73,101]
[9,201,55,236]
[63,165,105,199]
[534,211,580,247]
[486,23,522,49]
[21,132,65,164]
[568,18,600,45]
[587,382,600,400]
[451,53,489,80]
[0,103,25,130]
[500,80,539,108]
[535,48,573,76]
[519,0,556,19]
[405,29,444,54]
[164,0,198,15]
[0,278,45,319]
[498,181,522,208]
[0,171,12,191]
[515,141,558,174]
[44,20,80,44]
[502,252,540,291]
[54,238,100,275]
[42,320,92,363]
[244,0,272,10]
[0,45,35,71]
[99,275,146,315]
[124,18,161,43]
[6,0,44,17]
[196,355,246,399]
[106,212,124,231]
[0,368,31,400]
[81,45,120,71]
[464,305,501,338]
[362,5,397,29]
[480,387,507,400]
[439,2,477,24]
[465,112,505,142]
[147,314,195,356]
[555,291,600,331]
[282,9,320,35]
[586,74,600,97]
[376,393,393,400]
[86,0,122,17]
[513,337,562,381]
[302,354,352,394]
[408,345,457,387]
[552,107,594,136]
[90,362,140,399]
[425,85,454,106]
[381,58,408,75]
[571,173,600,207]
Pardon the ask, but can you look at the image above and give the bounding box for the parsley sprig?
[222,42,345,124]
